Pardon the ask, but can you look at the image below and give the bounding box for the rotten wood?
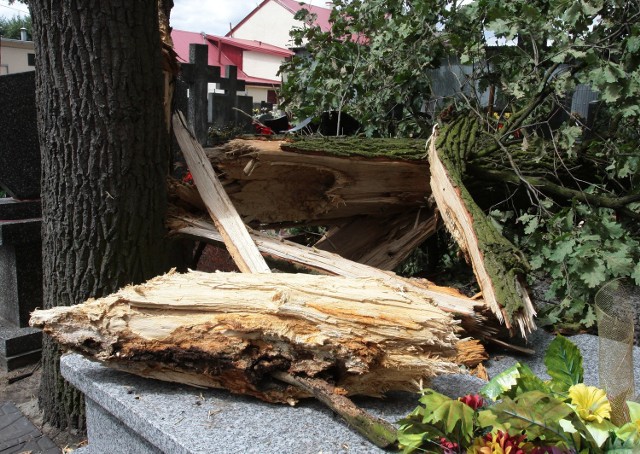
[428,124,536,335]
[30,270,472,404]
[172,112,270,273]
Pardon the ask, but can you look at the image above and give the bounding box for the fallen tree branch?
[429,120,537,336]
[271,371,398,449]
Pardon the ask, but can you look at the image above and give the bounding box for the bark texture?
[30,0,170,429]
[429,119,536,335]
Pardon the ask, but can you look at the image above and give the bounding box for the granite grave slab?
[63,329,640,454]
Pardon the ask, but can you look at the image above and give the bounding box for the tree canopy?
[280,0,640,328]
[0,14,31,40]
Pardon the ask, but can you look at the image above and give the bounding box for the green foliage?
[281,0,640,329]
[518,201,640,328]
[544,335,584,392]
[399,336,640,453]
[0,14,31,40]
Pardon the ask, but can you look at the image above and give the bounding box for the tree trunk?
[30,0,171,429]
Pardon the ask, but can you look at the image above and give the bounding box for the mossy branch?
[469,166,640,220]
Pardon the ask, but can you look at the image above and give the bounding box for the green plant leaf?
[627,401,640,422]
[396,421,444,454]
[545,335,584,392]
[480,364,521,400]
[489,391,574,442]
[416,390,475,444]
[480,363,550,401]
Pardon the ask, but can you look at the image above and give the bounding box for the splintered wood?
[30,270,480,404]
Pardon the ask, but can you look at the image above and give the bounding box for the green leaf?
[628,401,640,422]
[396,421,444,454]
[544,335,584,392]
[580,260,607,288]
[489,391,574,441]
[419,390,475,444]
[430,400,475,443]
[631,263,640,286]
[480,364,521,400]
[585,419,614,447]
[480,363,550,401]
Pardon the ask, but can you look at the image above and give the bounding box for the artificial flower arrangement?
[397,336,640,453]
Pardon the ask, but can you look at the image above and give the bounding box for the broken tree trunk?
[30,270,475,405]
[172,112,270,273]
[428,120,536,335]
[209,138,431,226]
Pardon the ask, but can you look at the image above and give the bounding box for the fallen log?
[30,270,476,405]
[428,120,536,335]
[209,138,431,226]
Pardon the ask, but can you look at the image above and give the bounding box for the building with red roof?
[226,0,333,50]
[172,29,294,105]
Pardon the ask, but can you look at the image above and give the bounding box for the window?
[27,53,35,66]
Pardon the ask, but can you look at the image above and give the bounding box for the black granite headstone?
[0,72,40,200]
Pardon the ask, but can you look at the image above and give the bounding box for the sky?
[0,1,264,37]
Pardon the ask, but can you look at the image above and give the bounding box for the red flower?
[254,123,274,135]
[182,171,193,184]
[459,393,485,410]
[439,437,459,453]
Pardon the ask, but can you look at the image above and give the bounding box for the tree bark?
[30,0,171,429]
[429,118,536,336]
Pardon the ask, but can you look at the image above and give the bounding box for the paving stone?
[0,401,58,454]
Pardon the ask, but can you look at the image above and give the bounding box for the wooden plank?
[172,112,270,273]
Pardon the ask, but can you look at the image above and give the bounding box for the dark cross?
[181,44,221,145]
[218,65,246,124]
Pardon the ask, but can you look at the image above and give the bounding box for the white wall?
[243,51,284,81]
[0,39,35,75]
[247,86,271,104]
[231,1,298,49]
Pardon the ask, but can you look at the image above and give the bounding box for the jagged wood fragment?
[313,210,438,270]
[428,120,536,335]
[172,112,270,273]
[211,139,431,226]
[31,270,470,404]
[167,212,482,316]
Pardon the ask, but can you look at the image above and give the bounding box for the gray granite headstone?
[62,330,640,453]
[0,72,41,200]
